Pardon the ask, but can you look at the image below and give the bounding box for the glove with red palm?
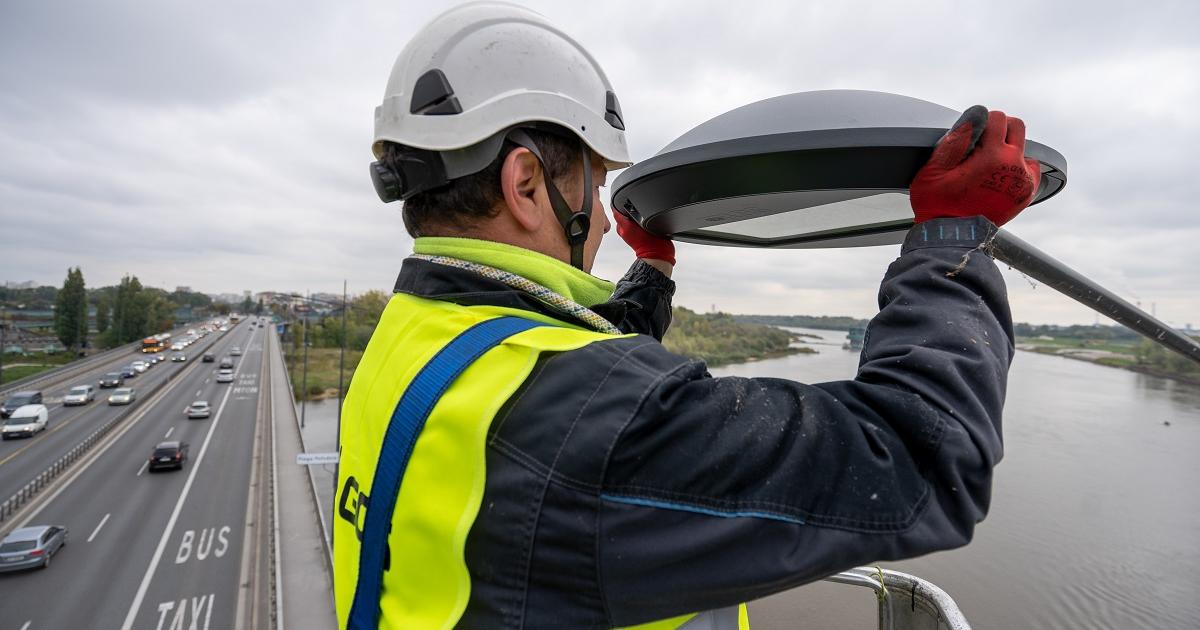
[910,106,1042,227]
[613,210,675,265]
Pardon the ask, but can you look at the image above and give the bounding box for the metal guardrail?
[0,326,235,523]
[825,567,972,630]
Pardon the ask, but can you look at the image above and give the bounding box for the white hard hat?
[372,1,632,176]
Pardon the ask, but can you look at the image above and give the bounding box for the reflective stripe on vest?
[334,293,749,629]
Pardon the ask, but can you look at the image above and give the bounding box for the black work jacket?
[393,216,1013,628]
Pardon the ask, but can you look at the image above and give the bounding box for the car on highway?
[2,404,49,439]
[0,525,67,572]
[1,391,43,418]
[216,368,235,383]
[230,347,243,356]
[120,365,138,379]
[131,360,148,374]
[202,352,215,363]
[148,441,189,471]
[171,353,187,362]
[99,372,124,388]
[186,401,211,419]
[107,387,136,406]
[219,357,234,369]
[63,385,96,406]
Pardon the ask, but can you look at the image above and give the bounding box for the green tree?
[54,267,88,351]
[213,302,232,316]
[255,297,264,315]
[241,295,253,314]
[96,295,110,334]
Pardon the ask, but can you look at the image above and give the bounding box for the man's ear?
[500,148,546,232]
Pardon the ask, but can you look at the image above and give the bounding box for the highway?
[0,319,272,630]
[0,324,237,504]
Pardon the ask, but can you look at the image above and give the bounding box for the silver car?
[216,369,234,383]
[186,401,211,419]
[63,385,96,406]
[108,387,136,405]
[0,525,67,571]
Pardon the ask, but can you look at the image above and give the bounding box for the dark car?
[148,441,189,471]
[202,353,215,363]
[0,525,67,572]
[120,366,138,379]
[1,391,43,418]
[99,372,124,388]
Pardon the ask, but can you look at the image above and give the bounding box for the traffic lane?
[0,328,239,496]
[0,326,262,628]
[130,342,265,630]
[0,362,183,496]
[0,321,211,406]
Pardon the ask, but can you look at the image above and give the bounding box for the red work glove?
[613,210,675,265]
[910,105,1042,226]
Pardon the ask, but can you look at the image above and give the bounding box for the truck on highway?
[141,333,171,353]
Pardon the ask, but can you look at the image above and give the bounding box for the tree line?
[27,268,223,352]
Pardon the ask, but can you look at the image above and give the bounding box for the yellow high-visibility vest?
[334,292,747,629]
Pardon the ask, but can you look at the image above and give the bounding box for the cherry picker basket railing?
[823,567,971,630]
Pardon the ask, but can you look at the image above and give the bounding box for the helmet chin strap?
[506,129,592,270]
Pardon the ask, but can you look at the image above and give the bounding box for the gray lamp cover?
[610,90,1067,249]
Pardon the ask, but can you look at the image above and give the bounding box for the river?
[298,326,1200,629]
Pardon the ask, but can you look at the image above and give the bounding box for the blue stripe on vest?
[347,316,547,630]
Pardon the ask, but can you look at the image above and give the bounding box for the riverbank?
[1017,337,1200,385]
[282,309,817,400]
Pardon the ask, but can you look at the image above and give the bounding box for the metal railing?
[824,567,971,630]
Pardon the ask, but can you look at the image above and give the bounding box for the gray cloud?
[0,0,1197,326]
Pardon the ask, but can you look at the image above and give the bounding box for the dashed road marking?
[137,461,148,477]
[88,513,111,542]
[164,427,174,439]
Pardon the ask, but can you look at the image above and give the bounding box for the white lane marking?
[20,621,31,630]
[205,378,210,384]
[196,389,202,397]
[88,513,111,542]
[120,357,244,630]
[137,461,148,477]
[164,426,174,439]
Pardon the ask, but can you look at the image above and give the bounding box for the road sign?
[296,452,340,465]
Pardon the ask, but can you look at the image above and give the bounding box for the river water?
[299,327,1200,629]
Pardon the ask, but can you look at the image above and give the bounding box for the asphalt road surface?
[0,319,270,630]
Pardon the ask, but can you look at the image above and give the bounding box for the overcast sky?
[1,0,1197,326]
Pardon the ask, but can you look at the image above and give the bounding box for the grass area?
[283,347,363,401]
[0,364,60,382]
[1016,336,1138,355]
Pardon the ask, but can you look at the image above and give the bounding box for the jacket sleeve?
[596,217,1014,626]
[594,259,676,340]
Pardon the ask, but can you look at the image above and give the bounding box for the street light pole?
[337,280,347,448]
[301,291,310,429]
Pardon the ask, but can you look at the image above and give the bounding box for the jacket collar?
[394,239,628,329]
[413,237,614,307]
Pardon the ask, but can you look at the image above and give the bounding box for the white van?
[2,404,49,439]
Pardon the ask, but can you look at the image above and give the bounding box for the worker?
[334,3,1041,629]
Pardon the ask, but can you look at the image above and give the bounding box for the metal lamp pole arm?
[991,229,1200,366]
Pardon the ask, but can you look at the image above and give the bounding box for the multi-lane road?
[0,319,272,629]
